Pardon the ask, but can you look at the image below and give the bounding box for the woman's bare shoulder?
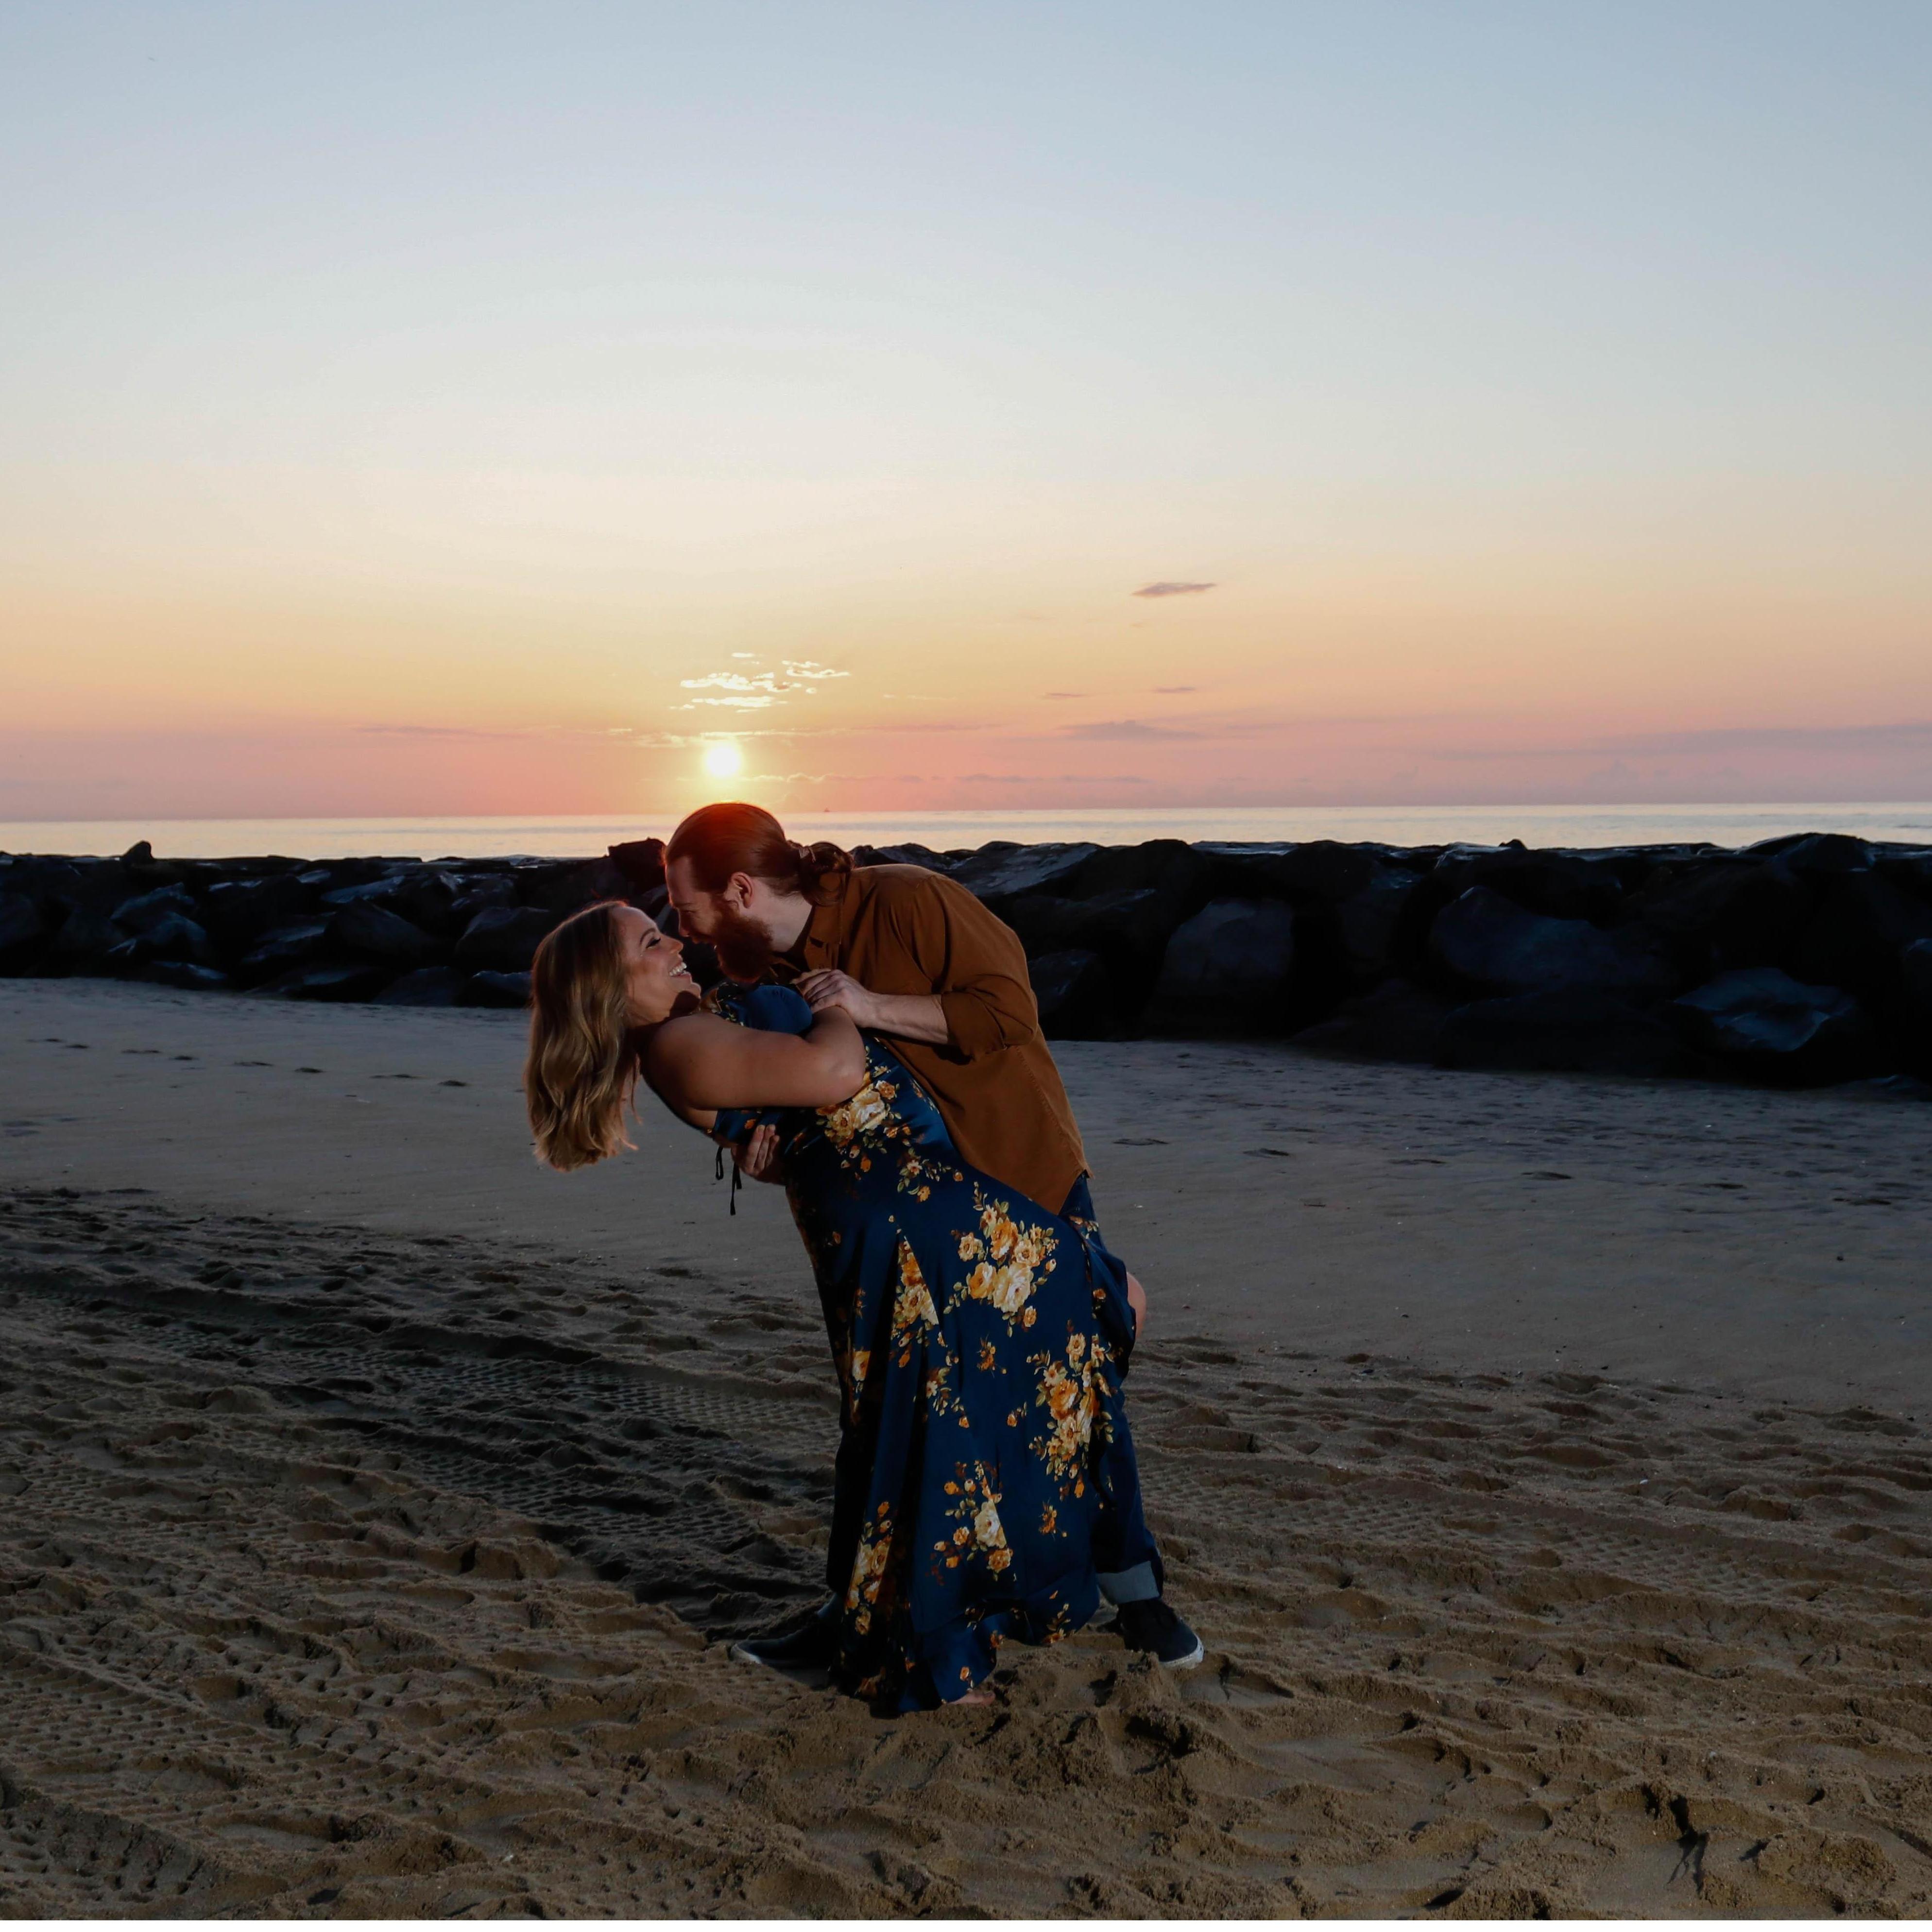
[645,1009,733,1060]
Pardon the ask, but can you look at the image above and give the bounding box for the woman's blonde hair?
[525,901,638,1171]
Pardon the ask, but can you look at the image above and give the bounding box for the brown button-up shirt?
[776,864,1088,1212]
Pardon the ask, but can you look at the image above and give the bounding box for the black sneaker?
[729,1597,839,1672]
[1114,1597,1204,1669]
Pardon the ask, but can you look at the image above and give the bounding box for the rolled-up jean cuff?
[1096,1562,1159,1605]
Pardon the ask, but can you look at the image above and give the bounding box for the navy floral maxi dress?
[706,983,1162,1709]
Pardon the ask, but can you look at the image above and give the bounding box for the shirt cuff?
[939,989,1008,1060]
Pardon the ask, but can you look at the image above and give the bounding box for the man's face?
[665,857,780,973]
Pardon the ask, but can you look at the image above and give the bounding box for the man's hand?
[795,968,877,1028]
[733,1123,786,1185]
[797,971,953,1047]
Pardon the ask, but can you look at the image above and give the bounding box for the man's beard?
[705,901,780,981]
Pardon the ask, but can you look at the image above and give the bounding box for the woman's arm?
[644,1008,865,1114]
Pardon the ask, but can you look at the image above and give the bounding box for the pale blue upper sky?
[3,2,1929,816]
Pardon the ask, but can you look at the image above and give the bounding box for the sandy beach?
[4,977,1932,1915]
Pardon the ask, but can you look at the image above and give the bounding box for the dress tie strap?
[714,1142,741,1215]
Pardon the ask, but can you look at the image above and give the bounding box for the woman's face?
[611,905,694,1026]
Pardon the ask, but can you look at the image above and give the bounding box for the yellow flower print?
[891,1242,940,1341]
[845,1501,895,1634]
[1040,1503,1058,1537]
[977,1338,998,1373]
[1031,1349,1103,1483]
[821,1077,895,1150]
[958,1195,1057,1326]
[937,1465,1012,1575]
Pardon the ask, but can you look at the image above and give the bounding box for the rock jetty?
[4,831,1931,1088]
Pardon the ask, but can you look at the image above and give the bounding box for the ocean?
[4,803,1931,861]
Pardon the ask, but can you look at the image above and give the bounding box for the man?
[664,801,1201,1673]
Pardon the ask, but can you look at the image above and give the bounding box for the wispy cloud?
[675,657,852,712]
[1043,690,1086,700]
[1153,684,1198,694]
[679,669,798,700]
[1132,581,1216,598]
[1060,718,1204,741]
[958,771,1149,785]
[1420,719,1932,762]
[359,723,536,740]
[1597,719,1932,754]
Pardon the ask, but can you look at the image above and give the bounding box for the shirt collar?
[801,891,844,962]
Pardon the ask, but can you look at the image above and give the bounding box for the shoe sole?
[1160,1637,1206,1670]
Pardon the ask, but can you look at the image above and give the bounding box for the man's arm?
[794,973,951,1044]
[796,874,1040,1059]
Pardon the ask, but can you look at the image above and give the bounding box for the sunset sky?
[3,2,1930,821]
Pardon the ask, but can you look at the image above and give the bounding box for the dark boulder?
[1347,868,1426,972]
[327,901,438,968]
[1006,888,1175,980]
[1436,989,1689,1077]
[1427,887,1676,1000]
[106,912,216,970]
[851,842,955,873]
[449,877,520,924]
[203,872,313,950]
[1430,846,1624,923]
[1897,938,1932,1077]
[608,838,667,892]
[1623,860,1809,970]
[515,856,630,915]
[1668,968,1875,1084]
[142,961,231,992]
[1876,850,1932,907]
[110,884,198,935]
[372,865,468,937]
[1026,949,1116,1040]
[47,904,119,971]
[1749,832,1873,881]
[1787,872,1932,1004]
[317,874,408,908]
[374,967,467,1007]
[454,906,555,974]
[259,962,393,1002]
[1069,839,1210,909]
[235,921,332,986]
[1316,867,1426,989]
[295,858,406,893]
[50,856,139,912]
[117,840,189,891]
[1145,898,1296,1034]
[947,842,1100,907]
[1193,840,1383,903]
[1291,978,1452,1064]
[461,969,533,1009]
[1,857,92,913]
[0,892,47,968]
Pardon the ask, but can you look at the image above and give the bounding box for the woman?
[524,900,1161,1710]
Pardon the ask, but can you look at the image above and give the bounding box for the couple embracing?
[523,803,1199,1710]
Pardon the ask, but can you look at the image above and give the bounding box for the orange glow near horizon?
[4,10,1930,820]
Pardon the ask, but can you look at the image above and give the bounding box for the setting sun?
[701,740,743,781]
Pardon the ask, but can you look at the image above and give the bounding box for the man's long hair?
[666,802,852,906]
